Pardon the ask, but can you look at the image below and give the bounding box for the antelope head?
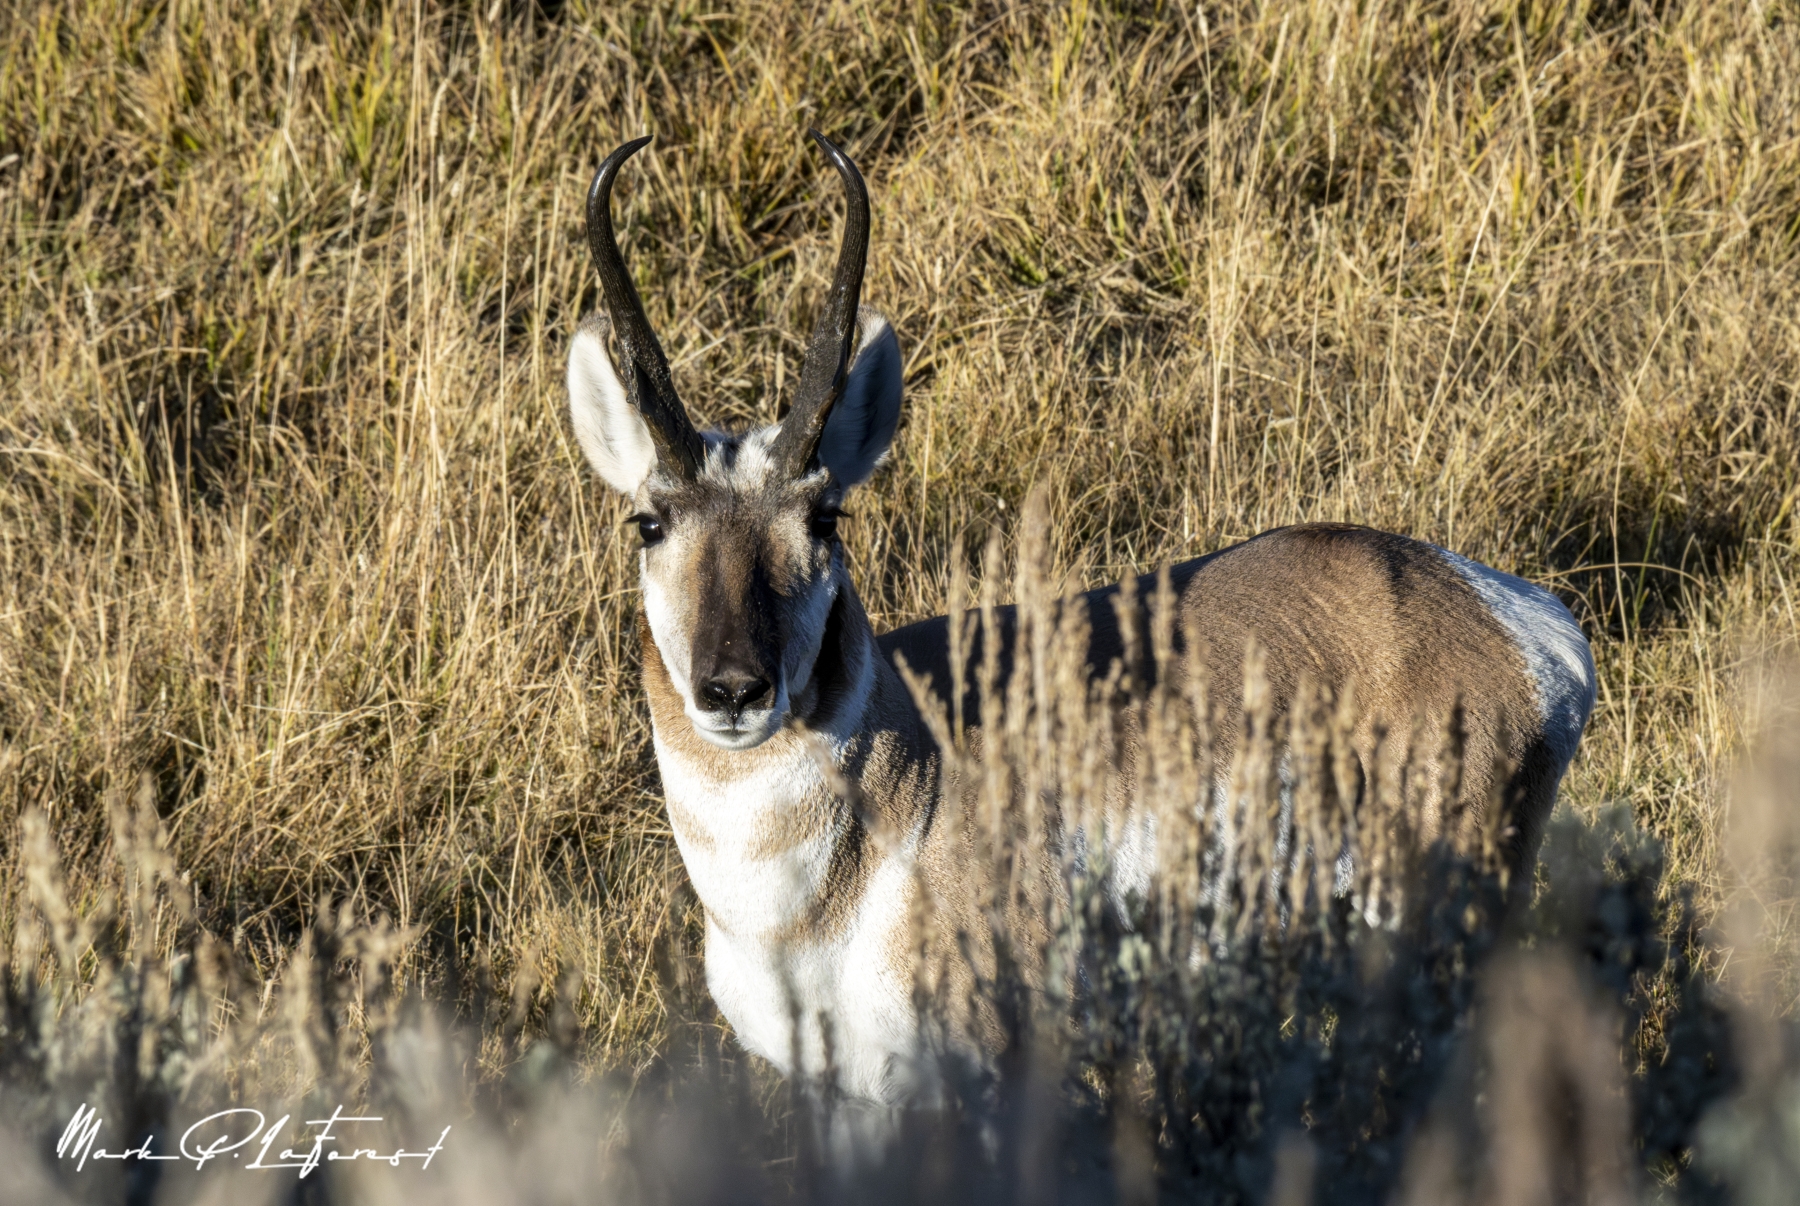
[567,133,903,751]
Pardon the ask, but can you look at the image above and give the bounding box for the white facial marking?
[782,570,840,705]
[700,425,779,489]
[1433,547,1598,766]
[640,540,697,702]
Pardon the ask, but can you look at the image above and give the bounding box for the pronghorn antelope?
[566,132,1597,1104]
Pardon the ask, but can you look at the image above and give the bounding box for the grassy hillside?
[3,0,1800,1199]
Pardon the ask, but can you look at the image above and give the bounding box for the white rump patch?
[1434,547,1597,766]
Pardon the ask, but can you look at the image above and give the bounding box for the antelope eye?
[810,510,842,541]
[629,514,664,546]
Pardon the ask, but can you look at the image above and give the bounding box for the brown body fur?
[883,523,1560,869]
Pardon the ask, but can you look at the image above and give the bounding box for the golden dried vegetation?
[3,0,1800,1200]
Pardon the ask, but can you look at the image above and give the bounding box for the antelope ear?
[568,315,656,494]
[816,309,902,487]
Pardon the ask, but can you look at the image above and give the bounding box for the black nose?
[699,672,772,715]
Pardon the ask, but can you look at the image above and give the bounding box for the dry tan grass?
[3,0,1799,1110]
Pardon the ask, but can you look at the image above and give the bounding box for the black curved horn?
[770,129,870,477]
[585,136,705,481]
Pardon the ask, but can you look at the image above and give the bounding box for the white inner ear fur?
[568,316,657,494]
[815,309,902,488]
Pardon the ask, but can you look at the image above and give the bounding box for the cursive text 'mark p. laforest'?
[56,1103,451,1180]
